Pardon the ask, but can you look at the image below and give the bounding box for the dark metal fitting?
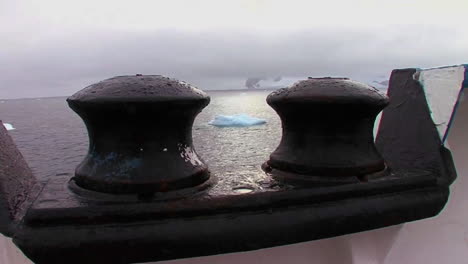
[263,77,390,185]
[67,75,212,195]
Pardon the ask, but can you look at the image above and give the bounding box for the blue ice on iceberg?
[208,114,266,127]
[3,123,15,131]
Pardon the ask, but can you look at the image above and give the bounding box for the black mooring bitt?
[66,75,212,196]
[263,77,389,185]
[0,70,456,264]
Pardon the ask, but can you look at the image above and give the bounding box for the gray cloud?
[1,25,467,99]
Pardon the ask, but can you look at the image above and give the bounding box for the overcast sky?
[1,0,468,99]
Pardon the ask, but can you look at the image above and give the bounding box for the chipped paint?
[177,143,203,166]
[416,65,467,144]
[89,152,142,179]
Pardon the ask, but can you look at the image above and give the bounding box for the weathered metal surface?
[376,69,457,185]
[67,75,212,194]
[0,121,40,236]
[263,77,389,185]
[16,180,447,264]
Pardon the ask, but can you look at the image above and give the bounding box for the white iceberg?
[3,123,15,131]
[208,114,267,127]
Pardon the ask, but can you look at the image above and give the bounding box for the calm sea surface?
[0,90,282,183]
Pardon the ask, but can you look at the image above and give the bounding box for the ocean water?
[0,90,282,182]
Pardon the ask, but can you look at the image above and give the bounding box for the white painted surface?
[416,65,466,143]
[0,236,32,264]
